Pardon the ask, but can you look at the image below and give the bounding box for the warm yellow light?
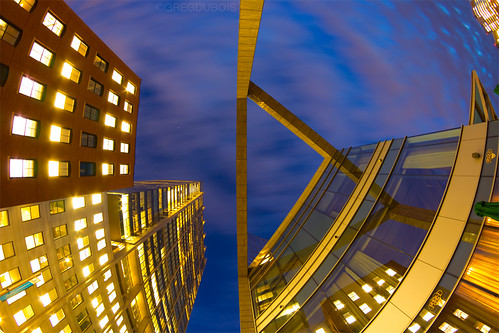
[99,254,108,265]
[50,125,61,142]
[61,62,72,78]
[126,81,135,94]
[362,284,373,293]
[344,314,356,324]
[40,293,51,307]
[315,329,326,333]
[99,316,109,328]
[374,294,386,304]
[377,279,385,286]
[104,114,116,127]
[92,193,102,205]
[422,311,434,321]
[82,266,91,277]
[359,303,371,314]
[333,300,344,310]
[121,121,131,133]
[72,197,85,209]
[112,70,122,84]
[408,323,421,333]
[386,268,396,276]
[70,36,81,50]
[48,161,59,177]
[54,92,66,109]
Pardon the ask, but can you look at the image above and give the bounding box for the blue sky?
[67,0,498,331]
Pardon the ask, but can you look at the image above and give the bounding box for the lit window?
[386,285,395,294]
[116,316,123,327]
[91,295,103,309]
[52,224,67,239]
[103,270,112,281]
[40,288,58,307]
[61,62,81,83]
[421,310,435,321]
[94,213,103,224]
[88,280,99,295]
[359,303,371,314]
[476,323,491,333]
[21,205,40,221]
[124,100,133,113]
[49,125,71,143]
[102,163,114,176]
[48,161,70,177]
[104,114,116,127]
[120,142,129,153]
[64,274,78,291]
[50,200,65,215]
[13,0,36,12]
[333,300,344,310]
[373,294,386,304]
[19,76,45,100]
[108,91,119,105]
[70,35,88,56]
[74,218,87,231]
[79,247,91,261]
[0,241,14,261]
[72,197,85,209]
[6,290,26,304]
[120,164,129,175]
[96,228,105,240]
[49,308,65,327]
[83,263,94,277]
[438,322,458,333]
[375,278,385,286]
[96,302,105,316]
[99,253,108,265]
[88,78,103,96]
[453,309,468,320]
[103,138,114,151]
[106,282,115,294]
[112,302,120,313]
[100,315,109,328]
[80,161,96,176]
[344,313,356,324]
[0,267,21,288]
[0,18,22,46]
[81,132,97,148]
[94,54,108,72]
[54,92,75,112]
[362,284,373,293]
[35,269,52,287]
[348,291,359,301]
[77,236,89,249]
[60,324,72,333]
[29,42,54,66]
[70,294,83,309]
[25,232,44,250]
[408,323,421,333]
[112,70,123,84]
[108,290,117,302]
[56,244,72,272]
[126,81,136,94]
[84,104,100,121]
[10,158,36,178]
[97,239,106,250]
[30,255,48,273]
[0,211,9,227]
[13,305,34,326]
[121,121,131,133]
[43,12,64,36]
[385,268,396,276]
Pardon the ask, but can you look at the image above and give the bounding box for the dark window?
[93,54,108,72]
[80,162,96,177]
[0,18,22,46]
[88,78,103,96]
[0,63,8,86]
[81,132,97,148]
[83,104,100,121]
[50,200,65,215]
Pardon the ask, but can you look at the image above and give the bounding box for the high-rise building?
[1,0,141,208]
[236,2,499,332]
[471,0,499,48]
[0,180,206,333]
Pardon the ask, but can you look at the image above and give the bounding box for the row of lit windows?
[8,158,130,178]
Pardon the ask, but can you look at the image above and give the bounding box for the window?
[126,81,136,94]
[53,224,67,239]
[75,218,87,231]
[79,247,91,261]
[54,92,75,112]
[50,125,71,143]
[13,305,34,326]
[40,288,58,307]
[108,91,119,105]
[50,200,65,215]
[88,78,103,96]
[35,269,52,287]
[19,76,45,100]
[97,239,106,251]
[103,270,112,281]
[104,114,116,127]
[10,158,35,178]
[48,161,69,177]
[121,121,131,133]
[56,244,72,272]
[80,162,96,177]
[120,142,129,153]
[25,232,43,249]
[13,0,37,12]
[72,197,85,209]
[92,194,102,205]
[70,293,83,309]
[49,308,65,327]
[0,18,21,46]
[21,205,40,221]
[95,228,105,240]
[88,280,99,295]
[112,70,123,84]
[77,309,92,331]
[81,132,97,148]
[70,35,88,56]
[0,267,21,288]
[83,263,94,277]
[99,253,108,265]
[77,236,89,249]
[102,163,114,176]
[61,62,81,83]
[43,12,64,36]
[120,164,129,175]
[102,138,114,151]
[99,315,109,329]
[94,213,103,224]
[94,54,108,72]
[6,290,26,304]
[30,255,48,273]
[12,115,39,137]
[64,274,78,291]
[83,104,100,121]
[0,241,14,261]
[0,63,8,86]
[29,42,54,66]
[124,100,133,113]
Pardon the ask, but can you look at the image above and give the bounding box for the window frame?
[12,115,39,138]
[80,161,96,177]
[29,41,54,66]
[81,132,97,148]
[10,159,36,178]
[42,12,64,36]
[0,17,22,46]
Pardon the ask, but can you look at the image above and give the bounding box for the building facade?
[0,180,206,333]
[236,1,499,332]
[1,0,141,208]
